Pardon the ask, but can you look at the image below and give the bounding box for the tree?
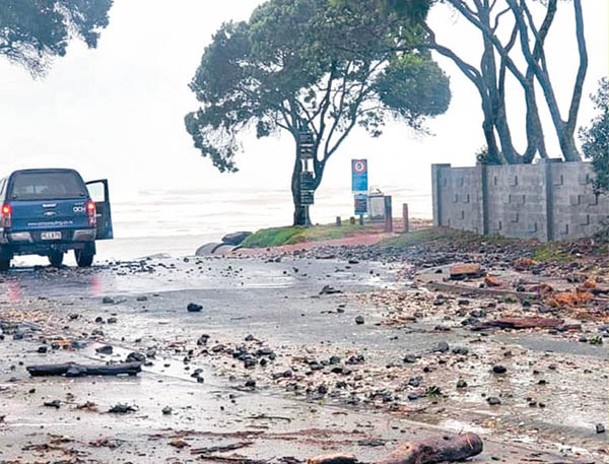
[580,78,608,194]
[385,0,588,164]
[0,0,114,76]
[185,0,450,226]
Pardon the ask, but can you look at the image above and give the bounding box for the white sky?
[0,1,606,200]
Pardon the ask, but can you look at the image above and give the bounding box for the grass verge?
[240,223,382,248]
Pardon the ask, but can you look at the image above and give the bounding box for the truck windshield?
[10,172,87,200]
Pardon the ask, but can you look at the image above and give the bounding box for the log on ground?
[471,317,564,331]
[378,432,483,464]
[26,361,142,377]
[307,453,358,464]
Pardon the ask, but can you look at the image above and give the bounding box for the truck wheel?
[49,251,64,267]
[75,246,94,268]
[0,247,12,271]
[0,258,10,271]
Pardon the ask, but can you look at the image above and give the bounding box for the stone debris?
[187,302,203,312]
[1,228,608,463]
[449,263,485,280]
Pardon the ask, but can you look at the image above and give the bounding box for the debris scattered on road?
[190,441,253,455]
[471,317,564,331]
[378,432,483,464]
[26,361,142,377]
[107,403,137,414]
[596,423,606,434]
[320,285,342,295]
[43,399,61,409]
[95,344,113,354]
[449,263,485,280]
[307,453,357,464]
[187,302,203,312]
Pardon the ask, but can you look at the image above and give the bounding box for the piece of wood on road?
[378,432,483,464]
[26,361,142,377]
[307,453,358,464]
[449,263,485,280]
[471,317,564,331]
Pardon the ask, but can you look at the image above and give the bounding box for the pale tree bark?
[508,0,586,162]
[447,0,551,164]
[423,0,587,164]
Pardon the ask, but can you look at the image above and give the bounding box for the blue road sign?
[351,159,368,192]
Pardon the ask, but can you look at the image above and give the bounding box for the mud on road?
[0,245,607,463]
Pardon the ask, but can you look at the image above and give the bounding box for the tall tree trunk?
[561,0,587,162]
[478,2,517,164]
[291,151,310,227]
[510,0,585,162]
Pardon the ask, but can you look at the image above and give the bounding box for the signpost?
[352,159,368,223]
[298,129,315,225]
[351,159,368,192]
[354,193,368,216]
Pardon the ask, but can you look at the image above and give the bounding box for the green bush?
[580,77,608,194]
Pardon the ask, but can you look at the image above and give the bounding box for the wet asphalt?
[0,255,607,463]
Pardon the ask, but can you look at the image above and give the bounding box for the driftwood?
[471,317,564,331]
[378,432,483,464]
[190,441,253,455]
[307,454,357,464]
[26,361,142,377]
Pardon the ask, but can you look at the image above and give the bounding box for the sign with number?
[351,159,368,192]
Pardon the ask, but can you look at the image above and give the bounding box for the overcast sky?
[0,1,606,199]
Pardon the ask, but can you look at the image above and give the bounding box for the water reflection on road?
[0,255,392,302]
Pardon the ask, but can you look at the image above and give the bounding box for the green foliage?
[376,53,450,128]
[0,0,113,76]
[589,335,603,346]
[185,0,451,174]
[425,385,443,399]
[580,77,608,194]
[240,223,374,248]
[531,244,570,263]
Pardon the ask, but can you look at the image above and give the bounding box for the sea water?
[15,184,432,265]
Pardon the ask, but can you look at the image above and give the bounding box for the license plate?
[41,231,62,240]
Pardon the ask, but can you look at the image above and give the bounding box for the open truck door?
[85,179,114,240]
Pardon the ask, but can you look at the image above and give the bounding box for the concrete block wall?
[432,161,609,242]
[485,164,548,241]
[550,162,609,240]
[433,165,484,234]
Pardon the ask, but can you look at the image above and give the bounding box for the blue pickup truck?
[0,168,113,270]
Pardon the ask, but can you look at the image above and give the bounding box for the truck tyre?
[0,247,12,271]
[49,251,64,267]
[75,243,95,268]
[0,258,10,271]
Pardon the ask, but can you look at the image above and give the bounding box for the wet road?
[0,256,607,463]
